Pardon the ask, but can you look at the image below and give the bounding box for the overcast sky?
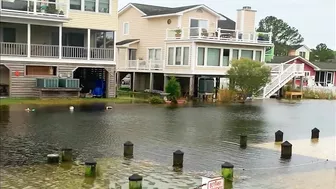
[118,0,336,50]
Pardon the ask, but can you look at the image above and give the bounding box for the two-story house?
[0,0,118,97]
[116,3,276,97]
[288,45,311,60]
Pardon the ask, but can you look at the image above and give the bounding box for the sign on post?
[201,177,224,189]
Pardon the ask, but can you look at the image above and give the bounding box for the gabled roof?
[217,13,236,30]
[311,62,336,71]
[269,56,320,70]
[119,3,222,18]
[289,44,312,52]
[116,39,140,46]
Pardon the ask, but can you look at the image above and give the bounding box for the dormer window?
[299,51,306,58]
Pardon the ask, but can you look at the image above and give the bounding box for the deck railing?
[0,42,27,56]
[31,44,59,57]
[166,27,272,44]
[0,0,69,18]
[1,42,114,61]
[90,48,114,60]
[125,60,163,71]
[62,46,87,59]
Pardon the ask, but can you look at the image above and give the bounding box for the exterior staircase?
[262,63,305,98]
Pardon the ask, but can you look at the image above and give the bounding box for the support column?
[87,29,91,60]
[58,25,62,59]
[300,76,304,91]
[189,76,194,98]
[116,71,120,89]
[27,24,31,57]
[132,72,136,92]
[149,73,153,92]
[164,75,168,92]
[291,78,296,89]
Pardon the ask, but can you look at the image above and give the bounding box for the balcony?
[118,60,164,71]
[0,42,114,60]
[0,0,68,21]
[166,27,272,45]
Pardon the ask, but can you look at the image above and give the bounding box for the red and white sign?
[201,177,224,189]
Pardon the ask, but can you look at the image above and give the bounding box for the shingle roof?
[311,62,336,70]
[268,56,297,63]
[116,39,139,46]
[217,13,236,30]
[132,3,200,16]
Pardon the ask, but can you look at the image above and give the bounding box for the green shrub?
[165,77,181,104]
[303,89,336,99]
[149,96,165,104]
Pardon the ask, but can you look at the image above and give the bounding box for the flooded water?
[0,100,335,188]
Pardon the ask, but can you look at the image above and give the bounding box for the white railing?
[166,27,272,44]
[0,0,69,18]
[125,60,163,71]
[263,64,305,98]
[62,46,87,59]
[0,42,27,56]
[31,44,58,57]
[90,48,114,60]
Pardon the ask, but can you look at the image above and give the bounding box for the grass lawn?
[0,92,151,106]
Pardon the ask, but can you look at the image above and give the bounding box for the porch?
[0,0,69,20]
[166,27,272,45]
[0,22,115,61]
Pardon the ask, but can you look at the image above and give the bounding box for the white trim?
[123,22,129,35]
[27,23,31,58]
[58,25,62,59]
[143,13,182,19]
[177,5,222,18]
[164,39,274,47]
[113,31,116,61]
[87,29,91,60]
[118,3,147,16]
[0,56,116,65]
[0,13,69,23]
[191,42,196,71]
[177,16,182,28]
[240,10,244,32]
[81,0,85,11]
[283,56,320,70]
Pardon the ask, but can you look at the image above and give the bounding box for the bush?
[303,89,335,99]
[217,89,237,103]
[165,77,181,103]
[149,96,165,104]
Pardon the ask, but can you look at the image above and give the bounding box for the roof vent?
[243,6,251,10]
[196,8,203,13]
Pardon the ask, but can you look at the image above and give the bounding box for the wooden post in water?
[240,134,247,148]
[129,174,142,189]
[281,141,292,159]
[124,141,134,158]
[61,148,73,162]
[47,154,60,164]
[275,130,284,142]
[311,128,320,139]
[85,160,97,177]
[221,162,234,181]
[173,150,184,168]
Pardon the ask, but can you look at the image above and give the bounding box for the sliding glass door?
[190,19,208,37]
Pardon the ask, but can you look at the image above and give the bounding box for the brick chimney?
[236,6,257,34]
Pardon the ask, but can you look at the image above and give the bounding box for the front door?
[326,72,334,86]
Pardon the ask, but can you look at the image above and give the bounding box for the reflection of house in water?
[0,105,10,126]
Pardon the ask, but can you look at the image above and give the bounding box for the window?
[299,51,306,58]
[26,66,57,76]
[3,28,16,42]
[197,47,205,65]
[175,47,182,65]
[99,0,109,13]
[129,49,136,60]
[183,47,189,65]
[123,22,129,35]
[148,48,161,60]
[222,49,230,66]
[167,46,190,66]
[207,48,220,66]
[255,51,262,62]
[304,71,310,77]
[168,47,174,65]
[241,50,253,59]
[85,0,96,12]
[232,49,239,60]
[70,0,81,10]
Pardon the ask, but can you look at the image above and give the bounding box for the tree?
[165,77,181,103]
[227,59,271,100]
[310,43,335,62]
[257,16,304,56]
